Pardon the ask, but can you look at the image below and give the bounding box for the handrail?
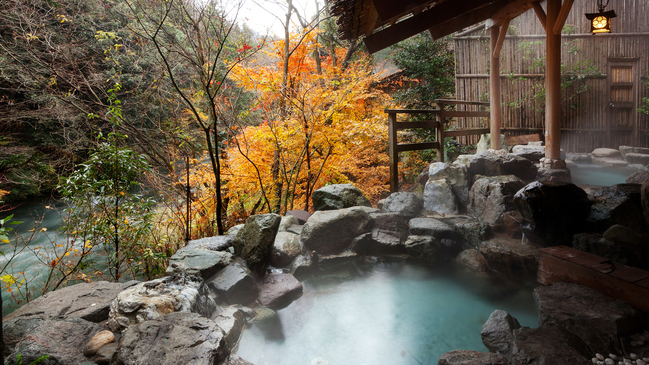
[386,100,490,192]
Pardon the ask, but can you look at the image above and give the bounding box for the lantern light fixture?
[585,0,616,34]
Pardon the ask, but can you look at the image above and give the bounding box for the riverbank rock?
[481,310,521,355]
[469,175,525,224]
[166,248,234,279]
[312,184,371,211]
[111,312,229,365]
[479,237,538,281]
[534,282,647,355]
[404,235,439,264]
[108,274,216,333]
[301,207,372,254]
[438,349,508,365]
[588,184,645,232]
[468,150,538,182]
[439,216,491,247]
[213,306,253,349]
[428,162,470,208]
[454,249,490,273]
[233,213,281,273]
[258,273,303,310]
[381,192,423,219]
[423,178,459,214]
[270,231,302,267]
[514,181,592,246]
[207,260,258,305]
[511,325,591,365]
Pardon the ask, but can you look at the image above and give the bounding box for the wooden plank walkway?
[538,246,649,313]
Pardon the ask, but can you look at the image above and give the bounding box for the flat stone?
[512,144,545,162]
[619,146,649,158]
[286,210,312,225]
[626,152,649,165]
[511,326,591,365]
[166,248,234,278]
[404,235,439,264]
[468,150,537,182]
[438,349,508,365]
[181,235,233,252]
[258,273,303,310]
[592,148,623,159]
[312,184,371,211]
[207,260,259,305]
[380,192,423,219]
[593,157,629,167]
[300,207,372,254]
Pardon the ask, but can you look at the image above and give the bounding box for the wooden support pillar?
[545,0,562,161]
[388,111,398,193]
[490,26,502,150]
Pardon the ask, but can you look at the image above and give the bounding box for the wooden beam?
[364,0,511,53]
[486,0,538,28]
[493,19,510,58]
[533,2,547,31]
[365,2,380,37]
[371,0,432,24]
[545,0,561,160]
[428,1,512,40]
[553,0,574,35]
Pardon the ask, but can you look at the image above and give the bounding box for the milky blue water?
[236,261,539,365]
[570,164,633,187]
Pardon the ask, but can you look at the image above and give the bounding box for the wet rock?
[111,312,228,365]
[286,210,311,225]
[501,211,524,238]
[223,354,255,365]
[512,144,545,162]
[479,237,538,281]
[536,167,572,183]
[285,224,302,235]
[181,235,233,252]
[572,233,634,267]
[166,248,234,279]
[511,326,591,365]
[94,342,117,365]
[468,150,537,182]
[207,259,258,305]
[593,157,629,167]
[258,273,303,310]
[409,217,455,238]
[316,251,359,270]
[423,178,459,214]
[476,134,508,153]
[534,282,647,355]
[278,215,300,232]
[212,306,252,349]
[627,170,649,184]
[588,184,645,232]
[371,212,409,239]
[593,148,623,159]
[439,215,492,247]
[566,152,592,163]
[481,310,521,354]
[351,231,406,256]
[289,254,313,280]
[312,184,371,211]
[270,231,302,267]
[83,330,115,358]
[453,154,474,167]
[603,224,649,245]
[469,175,525,224]
[404,235,439,264]
[227,224,245,236]
[6,318,103,365]
[301,207,372,254]
[626,153,649,166]
[233,213,281,273]
[438,349,509,365]
[108,274,216,333]
[380,192,423,219]
[429,162,470,208]
[454,249,489,273]
[620,146,649,158]
[514,181,592,246]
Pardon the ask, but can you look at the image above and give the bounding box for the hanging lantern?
[585,0,616,34]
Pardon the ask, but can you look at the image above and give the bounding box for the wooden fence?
[387,99,490,192]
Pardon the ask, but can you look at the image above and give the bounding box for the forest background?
[0,0,455,307]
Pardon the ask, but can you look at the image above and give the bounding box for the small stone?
[606,359,615,365]
[636,360,646,365]
[631,341,638,347]
[83,330,115,357]
[610,354,619,360]
[637,341,645,346]
[593,358,601,364]
[597,361,604,365]
[598,353,606,360]
[631,354,638,360]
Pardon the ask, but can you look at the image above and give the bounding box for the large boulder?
[514,181,592,246]
[408,217,463,243]
[404,235,439,264]
[619,145,649,157]
[512,144,545,162]
[350,231,406,256]
[468,150,538,182]
[233,213,281,273]
[625,152,649,165]
[166,248,234,279]
[180,235,234,252]
[469,175,525,224]
[207,260,259,305]
[454,249,490,273]
[380,192,423,219]
[311,184,371,211]
[439,216,491,247]
[510,326,591,365]
[534,282,647,355]
[257,273,303,310]
[270,231,302,267]
[481,310,521,355]
[5,318,104,365]
[587,184,646,232]
[300,207,372,254]
[627,170,649,184]
[428,162,471,208]
[423,178,459,214]
[438,349,509,365]
[592,147,623,159]
[108,274,216,333]
[212,306,253,349]
[370,212,409,242]
[111,312,229,365]
[479,237,538,281]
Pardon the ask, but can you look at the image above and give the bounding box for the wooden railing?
[386,99,490,193]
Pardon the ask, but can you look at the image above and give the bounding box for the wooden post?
[436,102,445,162]
[490,26,502,150]
[545,0,562,160]
[388,111,398,192]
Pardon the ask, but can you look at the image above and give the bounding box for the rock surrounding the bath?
[423,178,459,214]
[181,235,233,252]
[223,355,255,365]
[469,175,525,224]
[95,342,118,364]
[108,274,216,332]
[476,133,508,154]
[438,349,509,365]
[213,307,252,348]
[501,210,524,238]
[312,184,371,211]
[5,318,103,365]
[111,312,228,365]
[289,254,313,280]
[572,233,635,267]
[233,213,281,273]
[588,184,645,232]
[566,152,592,163]
[593,157,629,167]
[227,224,245,236]
[404,235,439,264]
[381,192,423,219]
[593,148,623,159]
[535,167,572,183]
[479,237,538,281]
[620,145,649,157]
[468,150,538,182]
[351,231,406,256]
[512,144,545,161]
[408,217,461,242]
[370,212,409,241]
[439,215,491,247]
[510,326,591,365]
[514,181,592,246]
[627,170,649,184]
[270,231,302,267]
[166,248,234,278]
[481,310,521,354]
[207,260,258,305]
[258,273,303,310]
[316,251,359,270]
[453,154,474,167]
[626,153,649,165]
[454,249,489,273]
[301,207,372,254]
[429,162,471,208]
[286,210,311,224]
[603,224,649,245]
[83,330,115,357]
[278,215,300,232]
[534,282,646,355]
